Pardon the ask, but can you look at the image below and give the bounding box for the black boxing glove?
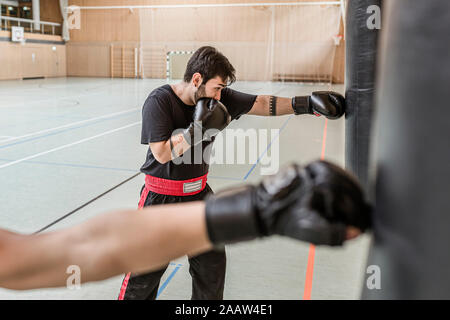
[205,160,371,246]
[183,98,231,146]
[292,91,345,119]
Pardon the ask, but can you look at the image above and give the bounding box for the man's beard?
[194,85,207,103]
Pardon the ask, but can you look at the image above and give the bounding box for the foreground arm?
[0,202,210,290]
[247,95,295,116]
[247,92,345,118]
[0,160,371,291]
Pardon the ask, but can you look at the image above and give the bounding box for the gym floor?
[0,77,370,300]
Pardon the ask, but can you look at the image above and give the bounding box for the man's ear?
[192,73,203,88]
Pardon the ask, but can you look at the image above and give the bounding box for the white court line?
[0,89,105,109]
[0,107,140,145]
[0,80,125,105]
[0,122,142,170]
[0,137,14,142]
[0,80,112,95]
[0,136,16,142]
[0,80,146,106]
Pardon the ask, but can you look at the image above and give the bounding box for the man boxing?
[0,160,371,291]
[124,46,346,300]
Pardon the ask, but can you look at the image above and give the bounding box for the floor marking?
[34,172,142,234]
[0,158,252,177]
[0,109,139,150]
[303,118,328,300]
[0,136,15,142]
[320,119,328,160]
[0,88,106,109]
[243,115,293,180]
[157,264,183,299]
[0,107,140,145]
[303,244,316,300]
[0,158,139,172]
[0,122,141,170]
[208,175,243,181]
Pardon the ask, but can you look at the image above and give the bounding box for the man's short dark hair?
[184,46,236,85]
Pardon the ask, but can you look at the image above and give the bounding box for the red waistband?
[144,173,208,197]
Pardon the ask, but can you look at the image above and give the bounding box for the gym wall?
[0,0,66,80]
[40,0,64,24]
[67,0,140,78]
[67,0,345,83]
[0,31,66,80]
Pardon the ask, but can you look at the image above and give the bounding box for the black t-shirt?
[140,84,257,180]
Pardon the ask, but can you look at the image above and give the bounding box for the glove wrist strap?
[292,96,311,115]
[269,96,277,116]
[205,186,261,245]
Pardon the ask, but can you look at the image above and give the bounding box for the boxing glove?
[183,98,231,146]
[205,160,371,246]
[292,91,345,119]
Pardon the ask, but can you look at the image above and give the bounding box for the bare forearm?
[248,95,294,116]
[0,230,76,290]
[151,134,192,164]
[104,202,211,274]
[0,202,211,290]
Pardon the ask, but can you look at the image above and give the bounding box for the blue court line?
[1,99,136,130]
[45,114,88,121]
[0,110,139,150]
[0,157,267,180]
[157,263,183,298]
[242,115,293,181]
[1,100,96,130]
[208,175,242,181]
[1,114,70,130]
[0,157,139,173]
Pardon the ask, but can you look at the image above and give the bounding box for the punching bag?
[345,0,381,193]
[363,0,450,299]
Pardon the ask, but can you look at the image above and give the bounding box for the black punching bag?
[345,0,381,193]
[363,0,450,299]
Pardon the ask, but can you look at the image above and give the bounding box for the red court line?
[320,119,328,160]
[303,118,328,300]
[303,244,316,300]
